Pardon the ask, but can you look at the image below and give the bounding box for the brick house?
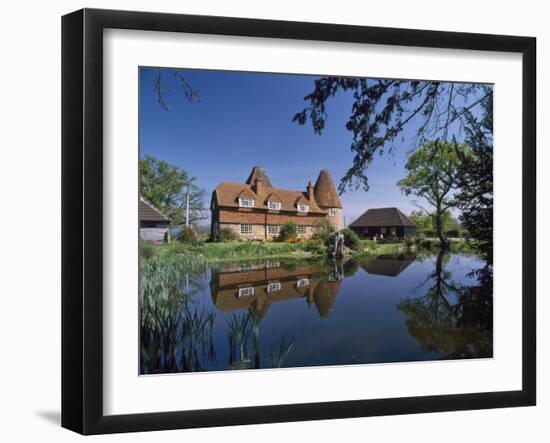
[210,167,344,240]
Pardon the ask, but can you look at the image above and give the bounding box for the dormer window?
[297,204,309,213]
[329,208,339,216]
[239,197,254,208]
[268,201,281,211]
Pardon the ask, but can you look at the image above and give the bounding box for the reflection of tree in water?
[140,259,216,374]
[397,250,493,359]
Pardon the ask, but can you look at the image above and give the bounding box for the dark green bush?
[177,226,198,243]
[277,222,298,242]
[311,219,335,242]
[139,240,156,260]
[404,236,417,247]
[446,229,460,237]
[215,227,239,242]
[302,239,325,255]
[378,234,401,244]
[340,228,361,250]
[420,239,436,249]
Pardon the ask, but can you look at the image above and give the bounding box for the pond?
[140,251,493,374]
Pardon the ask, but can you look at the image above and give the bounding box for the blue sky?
[139,68,474,224]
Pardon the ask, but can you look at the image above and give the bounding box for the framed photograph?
[62,8,536,435]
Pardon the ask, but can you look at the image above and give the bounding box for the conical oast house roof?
[314,170,342,208]
[246,166,273,188]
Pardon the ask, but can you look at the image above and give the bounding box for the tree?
[152,68,199,111]
[277,222,298,242]
[454,95,493,261]
[293,78,492,193]
[409,210,434,234]
[397,140,468,247]
[140,155,206,226]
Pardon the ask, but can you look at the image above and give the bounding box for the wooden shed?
[139,197,171,243]
[349,207,417,239]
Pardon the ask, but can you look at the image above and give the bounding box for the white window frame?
[266,261,280,269]
[240,223,253,235]
[239,197,254,208]
[297,203,309,213]
[297,278,309,288]
[238,287,255,298]
[267,201,281,211]
[329,208,339,216]
[267,224,279,236]
[298,225,308,236]
[267,282,281,293]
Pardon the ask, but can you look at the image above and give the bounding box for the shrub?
[378,234,401,244]
[301,239,325,255]
[340,228,360,250]
[139,240,156,260]
[420,239,436,249]
[215,227,239,242]
[311,219,335,242]
[422,230,436,238]
[177,226,198,243]
[277,222,298,242]
[446,229,460,238]
[404,236,417,247]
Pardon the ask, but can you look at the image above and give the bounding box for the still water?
[140,252,493,374]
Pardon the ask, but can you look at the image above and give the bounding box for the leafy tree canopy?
[294,79,492,193]
[140,155,206,226]
[398,140,469,245]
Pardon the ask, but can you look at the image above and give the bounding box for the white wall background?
[0,0,546,441]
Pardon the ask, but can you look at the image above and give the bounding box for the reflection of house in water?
[361,255,415,277]
[210,262,342,317]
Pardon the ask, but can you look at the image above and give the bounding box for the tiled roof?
[213,182,325,214]
[139,197,170,222]
[314,169,342,209]
[246,166,273,188]
[349,207,416,227]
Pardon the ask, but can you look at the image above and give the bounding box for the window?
[381,227,387,234]
[297,278,309,288]
[329,208,339,216]
[298,225,308,235]
[239,197,254,208]
[240,224,253,235]
[391,227,397,235]
[268,201,281,211]
[238,287,255,298]
[267,225,279,236]
[297,204,309,213]
[267,282,281,293]
[266,261,280,269]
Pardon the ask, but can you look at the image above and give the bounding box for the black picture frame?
[62,8,536,435]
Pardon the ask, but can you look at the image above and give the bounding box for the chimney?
[255,177,263,195]
[307,181,315,202]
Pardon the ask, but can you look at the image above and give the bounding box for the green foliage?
[454,91,493,261]
[409,210,434,233]
[293,78,491,193]
[445,229,460,238]
[377,234,401,244]
[302,239,326,255]
[420,239,437,249]
[277,222,298,242]
[311,218,336,242]
[404,236,417,247]
[139,240,156,260]
[140,155,206,226]
[177,226,198,243]
[213,227,239,242]
[398,140,469,246]
[340,228,360,250]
